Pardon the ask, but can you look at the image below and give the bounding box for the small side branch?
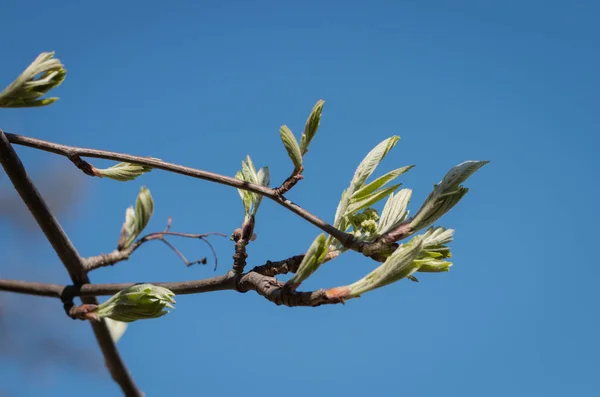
[273,166,304,196]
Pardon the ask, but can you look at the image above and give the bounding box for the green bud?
[299,99,325,156]
[96,162,152,181]
[235,156,269,217]
[118,187,154,249]
[95,284,176,323]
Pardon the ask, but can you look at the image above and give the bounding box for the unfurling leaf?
[350,136,400,191]
[287,234,328,288]
[135,186,154,234]
[409,161,489,233]
[345,184,400,216]
[279,125,303,171]
[235,156,269,217]
[299,99,325,155]
[95,284,176,323]
[376,189,412,236]
[119,186,154,248]
[0,52,66,108]
[96,162,152,181]
[105,318,128,343]
[351,165,413,200]
[345,235,425,297]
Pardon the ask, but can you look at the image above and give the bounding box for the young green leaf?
[376,189,412,236]
[350,136,400,191]
[251,166,270,215]
[95,162,152,181]
[0,52,66,108]
[287,234,328,288]
[351,165,413,200]
[409,160,488,233]
[135,186,153,236]
[345,184,400,216]
[279,125,303,171]
[235,170,253,216]
[299,99,325,155]
[345,236,425,297]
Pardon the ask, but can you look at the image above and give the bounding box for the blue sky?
[0,0,598,396]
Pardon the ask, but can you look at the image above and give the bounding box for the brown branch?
[237,272,344,307]
[0,275,235,298]
[5,132,360,250]
[0,130,142,397]
[252,255,306,277]
[0,268,346,308]
[251,249,342,277]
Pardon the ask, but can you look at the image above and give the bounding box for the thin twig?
[0,130,142,397]
[157,237,207,267]
[85,221,222,271]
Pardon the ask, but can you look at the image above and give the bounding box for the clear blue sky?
[1,0,599,396]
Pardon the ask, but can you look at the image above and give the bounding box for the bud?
[95,284,175,323]
[118,187,154,248]
[95,162,152,181]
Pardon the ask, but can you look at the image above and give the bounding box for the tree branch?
[0,130,142,397]
[5,132,359,249]
[0,268,346,308]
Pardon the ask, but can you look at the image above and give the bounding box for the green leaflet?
[279,125,303,171]
[376,189,412,235]
[351,165,413,200]
[347,236,425,297]
[409,160,489,233]
[350,136,400,191]
[287,234,328,287]
[235,156,270,217]
[122,187,154,248]
[345,184,400,216]
[299,99,325,155]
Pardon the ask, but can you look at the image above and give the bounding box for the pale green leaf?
[350,136,400,191]
[438,160,490,191]
[377,189,412,235]
[287,234,328,287]
[351,165,413,200]
[299,99,325,155]
[345,184,400,216]
[134,186,153,235]
[0,52,66,108]
[279,125,303,171]
[235,170,252,216]
[96,162,152,182]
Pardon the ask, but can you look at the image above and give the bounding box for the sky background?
[0,0,599,396]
